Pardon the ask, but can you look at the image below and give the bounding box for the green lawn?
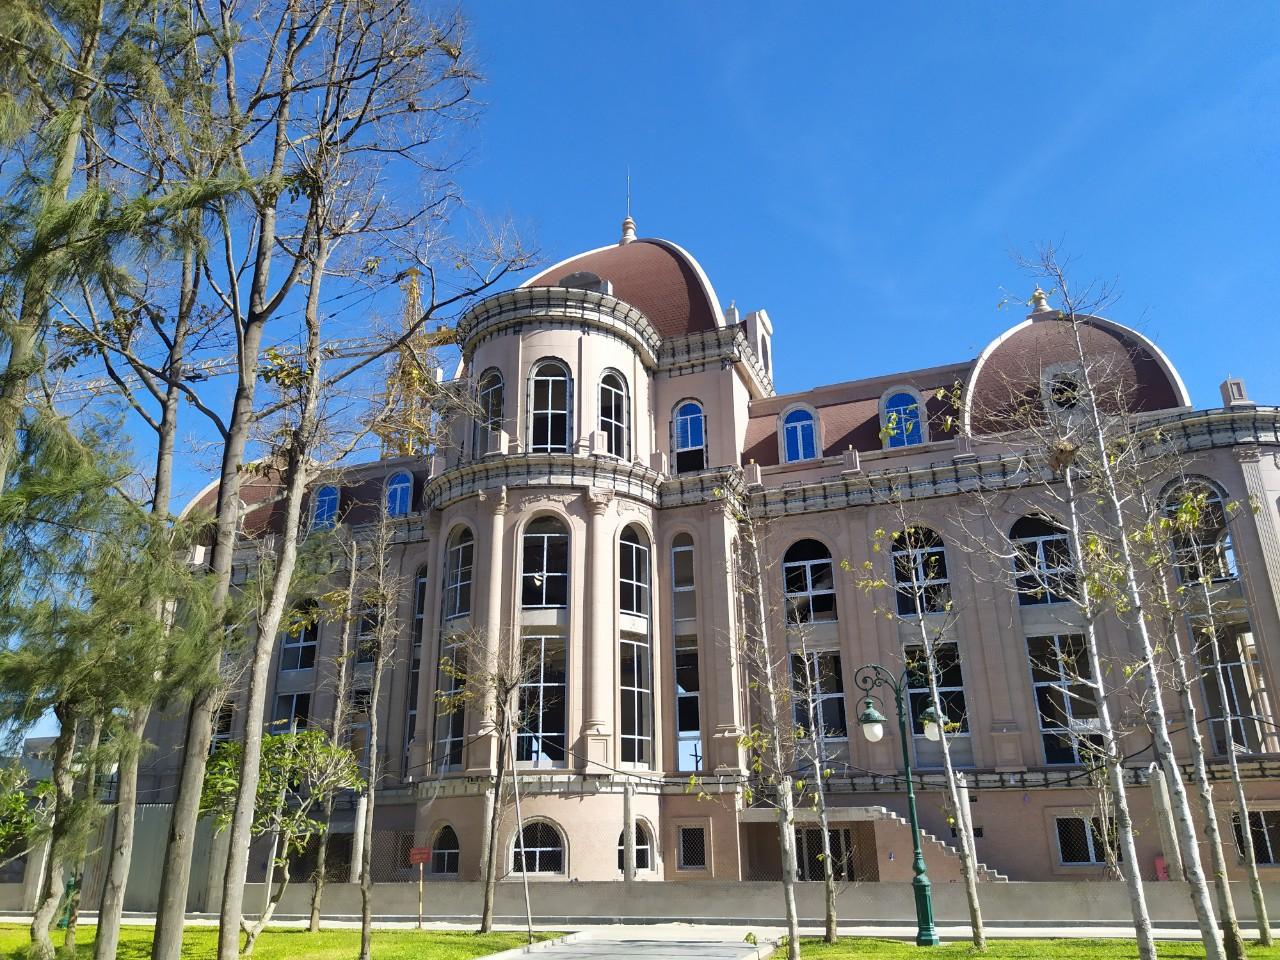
[0,924,550,959]
[799,938,1280,959]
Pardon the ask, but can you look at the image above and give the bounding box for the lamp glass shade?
[923,717,941,742]
[862,720,885,744]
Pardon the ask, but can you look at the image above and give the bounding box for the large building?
[143,218,1280,891]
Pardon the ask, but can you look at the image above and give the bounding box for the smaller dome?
[525,238,722,339]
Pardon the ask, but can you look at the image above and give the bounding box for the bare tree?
[791,631,839,944]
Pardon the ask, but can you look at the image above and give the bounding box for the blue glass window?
[884,392,923,448]
[386,471,413,517]
[673,401,706,473]
[783,409,817,462]
[312,485,339,529]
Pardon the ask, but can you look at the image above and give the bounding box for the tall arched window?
[620,525,653,767]
[1163,479,1237,583]
[405,564,428,776]
[783,539,837,623]
[671,533,701,771]
[312,485,339,529]
[516,634,567,767]
[883,391,924,448]
[599,370,629,459]
[529,359,572,454]
[430,825,459,875]
[385,471,413,517]
[673,400,707,473]
[522,517,569,609]
[892,527,950,615]
[782,408,818,463]
[1011,516,1074,605]
[474,369,504,456]
[512,821,564,874]
[442,527,475,620]
[617,822,654,872]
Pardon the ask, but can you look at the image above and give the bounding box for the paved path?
[496,926,773,959]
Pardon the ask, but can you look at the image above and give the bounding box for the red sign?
[409,846,431,865]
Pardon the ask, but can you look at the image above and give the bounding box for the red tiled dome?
[525,238,721,339]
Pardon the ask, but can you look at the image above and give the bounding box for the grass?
[0,923,552,959]
[799,937,1280,958]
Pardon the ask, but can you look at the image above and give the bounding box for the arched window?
[620,525,653,767]
[783,539,837,623]
[599,370,630,459]
[883,391,924,448]
[442,527,475,620]
[1011,516,1074,605]
[1163,479,1237,583]
[672,400,707,473]
[892,527,950,615]
[619,526,650,617]
[474,369,504,456]
[405,563,428,774]
[430,826,459,875]
[671,533,701,771]
[529,359,572,454]
[385,471,413,517]
[782,408,818,463]
[512,821,564,874]
[522,517,569,609]
[617,822,654,872]
[312,485,339,529]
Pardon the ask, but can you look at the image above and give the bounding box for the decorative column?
[583,488,614,768]
[470,486,507,773]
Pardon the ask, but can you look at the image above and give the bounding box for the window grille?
[513,821,564,874]
[783,539,837,623]
[516,635,567,766]
[1055,815,1119,865]
[678,825,707,870]
[1232,809,1280,865]
[1028,634,1102,764]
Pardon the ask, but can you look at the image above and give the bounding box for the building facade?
[144,219,1280,889]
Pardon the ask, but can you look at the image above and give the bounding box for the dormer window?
[673,401,707,473]
[529,359,572,454]
[312,485,339,529]
[385,471,413,517]
[782,408,818,463]
[882,391,925,448]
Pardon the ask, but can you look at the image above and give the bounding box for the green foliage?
[0,764,51,864]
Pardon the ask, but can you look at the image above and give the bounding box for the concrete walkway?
[492,926,774,959]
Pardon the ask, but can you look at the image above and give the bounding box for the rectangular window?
[211,702,235,752]
[672,542,697,621]
[1015,531,1075,605]
[434,636,465,772]
[444,537,474,621]
[675,636,702,771]
[280,621,318,671]
[620,630,653,766]
[403,655,420,779]
[521,525,569,609]
[791,652,848,755]
[678,825,707,870]
[413,569,429,648]
[620,537,650,616]
[1232,809,1280,865]
[1197,622,1266,755]
[1055,815,1118,865]
[905,642,969,737]
[795,827,870,881]
[1028,635,1102,765]
[673,406,706,473]
[783,554,837,624]
[272,693,310,731]
[517,635,567,767]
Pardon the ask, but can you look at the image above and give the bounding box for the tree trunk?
[358,643,386,960]
[94,705,151,960]
[29,708,78,960]
[308,798,333,933]
[479,725,507,933]
[797,645,837,944]
[240,841,292,957]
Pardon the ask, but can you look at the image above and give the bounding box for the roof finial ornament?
[620,166,636,244]
[1029,286,1053,315]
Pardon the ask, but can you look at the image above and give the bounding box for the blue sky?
[457,3,1279,405]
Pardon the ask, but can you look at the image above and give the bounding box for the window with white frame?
[671,533,701,771]
[211,702,235,751]
[513,821,564,874]
[405,564,428,775]
[312,485,339,529]
[892,527,950,616]
[1232,809,1280,865]
[791,651,847,757]
[280,614,318,671]
[521,517,569,609]
[599,370,629,459]
[617,822,654,872]
[431,825,460,875]
[783,539,837,623]
[671,534,697,622]
[673,401,707,473]
[516,635,567,767]
[529,359,572,454]
[1027,634,1102,765]
[782,408,818,463]
[905,642,969,738]
[412,565,429,647]
[385,471,413,517]
[1164,479,1238,584]
[1055,815,1119,865]
[442,527,474,621]
[619,526,650,616]
[474,369,504,456]
[271,692,310,731]
[1011,516,1075,605]
[882,391,924,448]
[1196,621,1266,755]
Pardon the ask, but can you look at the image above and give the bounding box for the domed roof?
[964,312,1190,433]
[524,235,724,339]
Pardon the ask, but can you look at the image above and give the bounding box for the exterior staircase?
[866,805,1009,882]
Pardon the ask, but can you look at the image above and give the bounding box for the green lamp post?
[854,663,941,947]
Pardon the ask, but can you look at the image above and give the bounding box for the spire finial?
[1029,286,1053,314]
[620,167,636,244]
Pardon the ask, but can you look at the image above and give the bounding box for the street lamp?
[854,664,941,947]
